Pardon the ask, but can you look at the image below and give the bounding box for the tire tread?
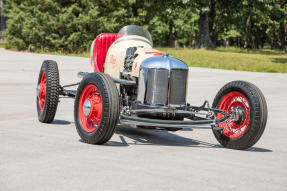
[37,60,59,123]
[212,80,268,150]
[74,72,119,144]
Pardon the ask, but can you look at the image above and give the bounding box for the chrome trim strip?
[114,37,152,46]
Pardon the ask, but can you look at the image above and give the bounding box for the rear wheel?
[212,81,267,150]
[36,60,59,123]
[74,73,119,144]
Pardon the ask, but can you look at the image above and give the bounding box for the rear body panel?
[104,35,157,78]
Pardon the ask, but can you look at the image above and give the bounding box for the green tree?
[3,0,286,52]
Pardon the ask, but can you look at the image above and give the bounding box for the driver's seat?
[90,33,118,72]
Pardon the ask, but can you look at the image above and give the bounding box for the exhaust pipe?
[77,72,136,85]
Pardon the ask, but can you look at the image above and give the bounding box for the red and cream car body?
[36,25,268,150]
[90,26,189,106]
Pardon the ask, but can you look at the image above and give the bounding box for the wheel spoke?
[78,84,103,133]
[81,116,88,129]
[217,91,250,138]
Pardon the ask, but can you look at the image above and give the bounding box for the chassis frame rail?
[119,115,216,128]
[58,72,232,130]
[120,103,231,129]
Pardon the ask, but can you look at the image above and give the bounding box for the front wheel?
[36,60,59,123]
[212,81,268,150]
[74,73,119,144]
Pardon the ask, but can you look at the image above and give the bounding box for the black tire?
[74,73,120,144]
[36,60,59,123]
[212,80,268,150]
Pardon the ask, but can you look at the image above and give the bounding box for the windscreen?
[117,25,153,46]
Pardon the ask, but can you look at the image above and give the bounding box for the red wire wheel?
[212,81,268,150]
[38,72,47,111]
[36,60,59,123]
[74,73,119,144]
[78,84,103,133]
[217,91,250,138]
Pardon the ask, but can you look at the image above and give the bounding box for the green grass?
[31,47,287,73]
[2,43,287,73]
[215,46,285,55]
[157,47,287,73]
[0,42,5,48]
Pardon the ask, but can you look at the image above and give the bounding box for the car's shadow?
[52,119,72,125]
[102,125,272,152]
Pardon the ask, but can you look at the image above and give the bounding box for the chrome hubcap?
[36,85,40,98]
[83,100,91,116]
[232,106,246,124]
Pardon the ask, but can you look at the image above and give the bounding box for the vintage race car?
[36,25,268,150]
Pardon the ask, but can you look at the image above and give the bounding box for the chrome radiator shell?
[137,55,188,106]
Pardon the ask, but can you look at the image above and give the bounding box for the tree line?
[3,0,287,53]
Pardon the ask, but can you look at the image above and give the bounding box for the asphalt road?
[0,48,287,191]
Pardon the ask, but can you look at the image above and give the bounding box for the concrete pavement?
[0,48,287,191]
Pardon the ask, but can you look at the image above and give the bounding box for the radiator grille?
[145,68,169,105]
[169,69,187,105]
